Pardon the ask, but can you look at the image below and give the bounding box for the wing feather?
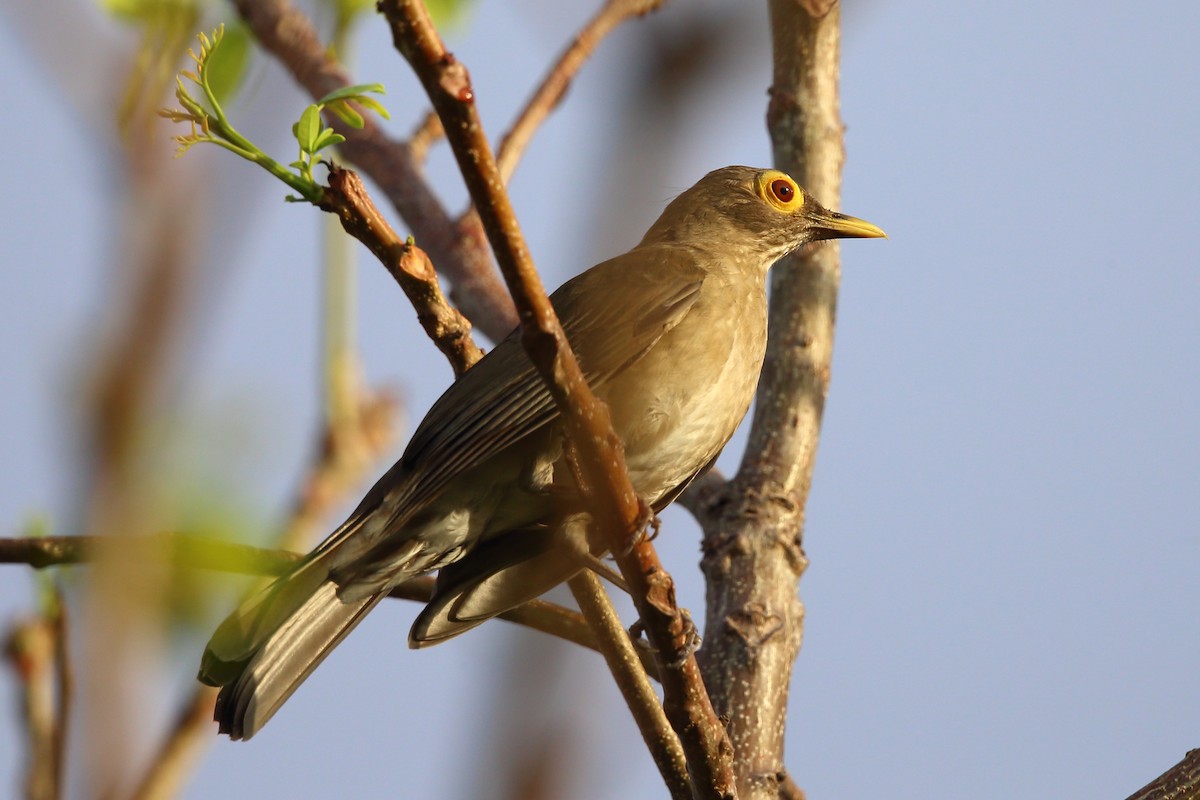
[323,246,707,556]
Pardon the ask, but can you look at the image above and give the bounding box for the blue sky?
[2,1,1198,798]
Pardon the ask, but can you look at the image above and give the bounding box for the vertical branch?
[4,616,61,800]
[696,2,844,799]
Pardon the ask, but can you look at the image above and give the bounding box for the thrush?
[198,165,885,739]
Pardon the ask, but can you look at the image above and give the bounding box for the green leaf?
[294,104,322,154]
[318,83,390,128]
[205,22,251,105]
[426,0,478,29]
[324,102,365,130]
[352,95,390,120]
[312,129,346,153]
[316,83,385,106]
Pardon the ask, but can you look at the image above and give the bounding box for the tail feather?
[210,583,385,739]
[198,557,386,740]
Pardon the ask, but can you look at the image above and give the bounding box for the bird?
[197,165,885,740]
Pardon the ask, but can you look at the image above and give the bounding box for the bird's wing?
[329,247,707,551]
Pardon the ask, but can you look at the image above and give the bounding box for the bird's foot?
[628,609,702,669]
[618,498,660,556]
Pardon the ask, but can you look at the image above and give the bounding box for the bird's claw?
[627,610,702,669]
[618,498,660,556]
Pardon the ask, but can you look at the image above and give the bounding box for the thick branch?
[1123,748,1200,800]
[231,0,517,339]
[697,3,844,799]
[380,2,735,796]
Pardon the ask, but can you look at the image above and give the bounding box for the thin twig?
[320,166,484,376]
[456,0,669,282]
[495,0,667,184]
[231,0,517,339]
[779,770,806,800]
[380,3,736,796]
[0,536,626,664]
[569,572,689,799]
[0,533,298,574]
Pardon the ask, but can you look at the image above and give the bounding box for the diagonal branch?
[231,0,517,339]
[379,2,735,797]
[569,572,690,799]
[319,165,484,376]
[455,0,670,286]
[1123,748,1200,800]
[495,0,668,184]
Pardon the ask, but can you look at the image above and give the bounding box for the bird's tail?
[197,555,386,740]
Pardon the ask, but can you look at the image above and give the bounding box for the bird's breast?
[604,277,767,504]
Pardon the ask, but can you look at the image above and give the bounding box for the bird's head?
[640,165,885,266]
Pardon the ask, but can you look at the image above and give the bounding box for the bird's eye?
[771,179,796,203]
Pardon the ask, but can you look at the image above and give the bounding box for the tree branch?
[3,615,61,800]
[379,2,735,796]
[231,0,517,339]
[569,572,689,799]
[1123,748,1200,800]
[0,534,624,665]
[696,3,845,799]
[320,165,484,376]
[495,0,668,184]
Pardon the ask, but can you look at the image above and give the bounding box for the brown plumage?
[197,165,885,739]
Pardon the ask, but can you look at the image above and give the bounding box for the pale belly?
[605,285,767,505]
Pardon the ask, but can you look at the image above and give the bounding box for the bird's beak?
[808,210,887,241]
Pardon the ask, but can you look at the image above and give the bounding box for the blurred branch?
[380,2,735,796]
[128,383,400,799]
[4,614,62,800]
[1123,748,1200,800]
[696,2,844,798]
[129,685,220,800]
[0,534,297,575]
[0,535,630,664]
[568,572,689,799]
[231,0,518,339]
[495,0,667,184]
[408,109,444,164]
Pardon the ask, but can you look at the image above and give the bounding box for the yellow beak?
[809,210,888,241]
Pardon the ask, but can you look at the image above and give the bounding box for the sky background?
[2,1,1199,798]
